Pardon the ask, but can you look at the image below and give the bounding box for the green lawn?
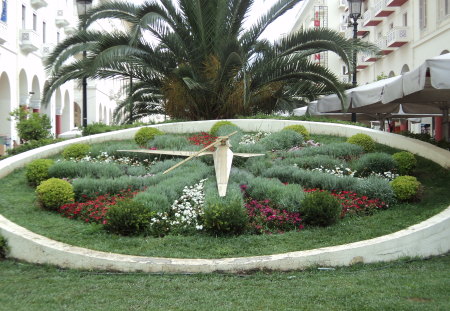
[0,254,449,311]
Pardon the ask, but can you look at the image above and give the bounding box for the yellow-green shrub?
[210,121,237,137]
[36,178,74,210]
[282,125,310,141]
[134,127,164,146]
[62,143,90,160]
[390,176,421,201]
[26,159,54,186]
[392,151,417,175]
[347,133,375,153]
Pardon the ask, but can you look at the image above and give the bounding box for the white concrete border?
[0,120,449,273]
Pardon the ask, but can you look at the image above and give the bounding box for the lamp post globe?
[76,0,93,127]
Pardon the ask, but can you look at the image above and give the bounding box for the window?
[0,0,7,23]
[419,0,427,30]
[403,13,407,26]
[33,13,37,31]
[42,21,46,43]
[57,31,60,43]
[21,4,26,28]
[439,0,450,20]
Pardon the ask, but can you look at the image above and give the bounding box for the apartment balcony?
[375,36,394,55]
[386,0,409,6]
[339,22,348,33]
[356,53,369,69]
[363,8,382,27]
[20,30,40,53]
[0,22,7,44]
[339,0,347,8]
[30,0,48,10]
[55,10,70,28]
[64,26,77,35]
[386,26,410,47]
[374,0,395,17]
[341,75,351,84]
[361,51,379,62]
[345,26,369,39]
[41,43,55,57]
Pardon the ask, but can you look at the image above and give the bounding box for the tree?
[43,0,376,122]
[9,108,52,142]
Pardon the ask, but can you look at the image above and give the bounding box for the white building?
[0,0,120,153]
[291,0,450,136]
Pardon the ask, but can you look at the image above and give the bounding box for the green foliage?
[9,108,51,142]
[3,138,65,158]
[281,155,343,170]
[246,177,304,212]
[202,185,247,235]
[245,157,273,176]
[25,159,54,186]
[149,134,191,150]
[36,178,74,210]
[104,199,154,236]
[282,125,310,141]
[259,131,304,150]
[210,121,237,137]
[0,235,8,259]
[49,161,124,179]
[284,142,364,160]
[82,122,145,136]
[391,176,421,201]
[134,127,164,146]
[352,176,396,205]
[346,133,375,153]
[62,144,90,160]
[353,152,396,177]
[301,191,341,227]
[392,151,417,175]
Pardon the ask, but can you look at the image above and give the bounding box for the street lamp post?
[348,0,363,123]
[76,0,93,128]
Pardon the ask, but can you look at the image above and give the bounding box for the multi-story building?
[0,0,121,153]
[291,0,450,135]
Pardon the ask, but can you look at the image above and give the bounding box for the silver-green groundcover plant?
[43,0,376,122]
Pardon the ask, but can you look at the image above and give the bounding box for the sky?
[125,0,304,41]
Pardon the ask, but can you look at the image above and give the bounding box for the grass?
[0,134,448,259]
[0,254,449,310]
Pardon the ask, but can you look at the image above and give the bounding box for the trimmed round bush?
[392,151,417,175]
[390,176,421,201]
[300,190,341,227]
[62,143,90,160]
[282,125,310,141]
[347,133,375,153]
[353,152,396,177]
[134,127,164,146]
[36,178,74,210]
[203,190,247,235]
[26,159,54,186]
[104,199,154,236]
[210,121,237,137]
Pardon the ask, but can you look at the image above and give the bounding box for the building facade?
[0,0,120,153]
[291,0,450,135]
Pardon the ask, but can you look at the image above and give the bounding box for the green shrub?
[352,176,396,205]
[346,133,375,153]
[246,177,304,212]
[353,152,396,177]
[26,159,54,186]
[36,178,74,210]
[134,127,164,146]
[390,176,421,201]
[82,122,145,136]
[149,134,191,150]
[392,151,417,175]
[49,161,123,179]
[62,143,90,160]
[300,191,341,227]
[9,108,51,142]
[245,157,273,176]
[104,199,154,236]
[210,121,237,137]
[281,155,343,170]
[282,124,310,141]
[259,130,304,150]
[285,142,364,160]
[0,235,8,259]
[202,185,247,235]
[5,138,65,157]
[216,124,244,148]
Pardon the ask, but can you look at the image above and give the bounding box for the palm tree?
[44,0,376,122]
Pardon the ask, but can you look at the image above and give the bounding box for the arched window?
[388,71,395,78]
[441,50,449,55]
[401,64,410,74]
